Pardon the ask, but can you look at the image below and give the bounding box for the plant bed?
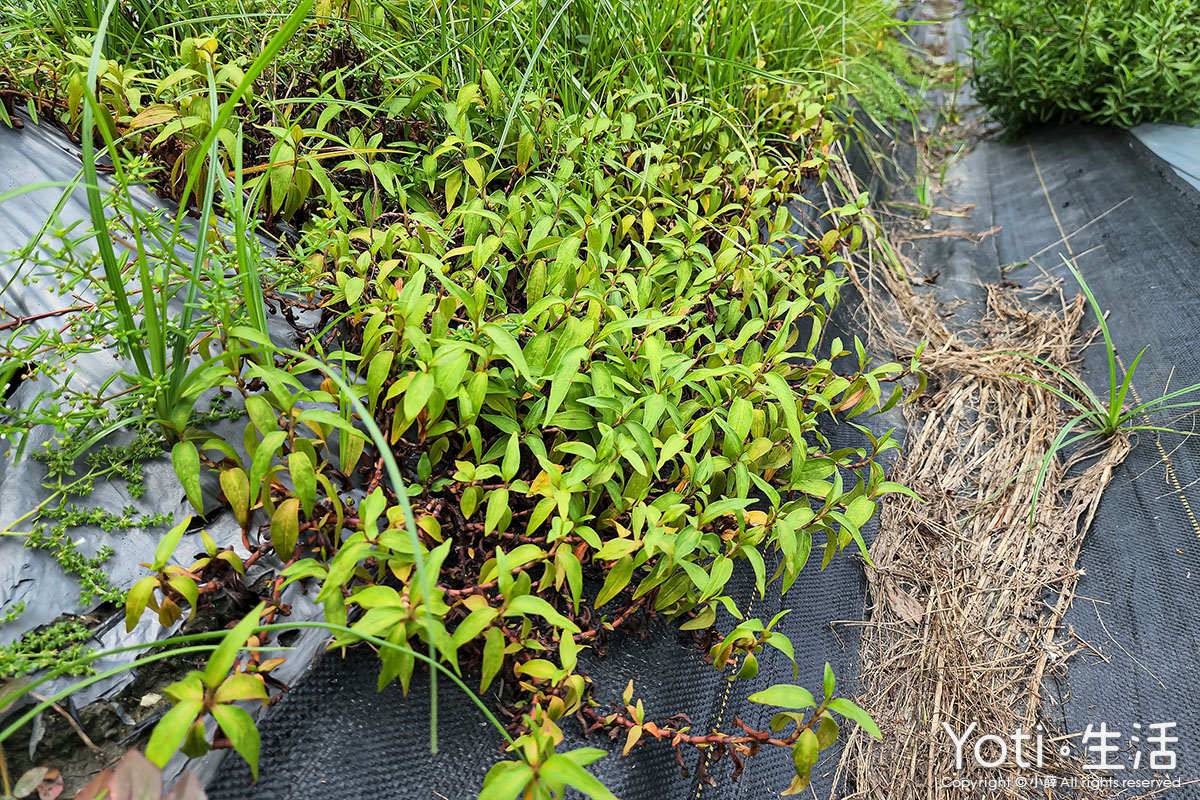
[0,0,928,796]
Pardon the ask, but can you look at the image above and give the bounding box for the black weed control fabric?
[986,127,1200,789]
[211,130,1200,798]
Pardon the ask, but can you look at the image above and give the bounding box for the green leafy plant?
[748,664,881,794]
[0,0,922,793]
[0,619,93,680]
[969,0,1200,131]
[0,615,564,791]
[124,516,245,632]
[74,0,315,442]
[0,609,882,798]
[1014,257,1200,514]
[481,707,616,800]
[143,607,269,776]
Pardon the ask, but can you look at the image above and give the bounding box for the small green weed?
[1015,257,1200,515]
[0,618,94,679]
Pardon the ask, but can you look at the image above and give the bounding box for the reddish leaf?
[36,771,64,800]
[109,749,163,800]
[72,768,113,800]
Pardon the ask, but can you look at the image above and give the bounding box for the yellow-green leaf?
[172,441,203,515]
[594,555,633,608]
[221,467,251,527]
[271,498,301,560]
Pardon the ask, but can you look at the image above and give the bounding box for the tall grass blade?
[1029,413,1087,523]
[1060,255,1118,409]
[80,0,150,378]
[229,127,271,346]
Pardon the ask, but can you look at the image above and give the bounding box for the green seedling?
[1014,256,1200,517]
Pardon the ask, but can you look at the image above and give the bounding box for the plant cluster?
[968,0,1200,131]
[1012,257,1200,516]
[0,618,93,679]
[0,0,923,794]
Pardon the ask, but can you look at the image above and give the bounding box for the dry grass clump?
[832,177,1131,798]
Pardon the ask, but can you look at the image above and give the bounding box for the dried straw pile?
[833,192,1131,798]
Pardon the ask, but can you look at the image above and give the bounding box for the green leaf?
[288,450,317,517]
[172,441,203,514]
[480,626,505,692]
[221,467,251,527]
[244,394,277,435]
[211,703,261,779]
[544,346,587,423]
[480,760,534,800]
[727,397,753,442]
[844,496,875,528]
[559,631,578,672]
[125,576,157,632]
[765,631,796,667]
[793,727,819,775]
[168,576,199,620]
[874,481,923,501]
[485,488,509,534]
[556,548,583,613]
[747,684,815,710]
[816,713,840,749]
[344,275,365,306]
[297,408,362,440]
[145,698,204,767]
[482,323,531,380]
[517,132,535,171]
[214,673,269,704]
[764,371,805,443]
[594,554,634,608]
[248,430,287,505]
[271,498,301,560]
[461,485,481,519]
[463,156,484,188]
[154,515,190,571]
[340,430,365,474]
[823,662,836,702]
[827,697,882,740]
[539,754,617,800]
[204,603,264,690]
[781,771,811,796]
[405,371,436,420]
[504,594,581,633]
[680,605,716,631]
[366,351,394,412]
[736,652,759,679]
[452,607,499,646]
[501,432,521,481]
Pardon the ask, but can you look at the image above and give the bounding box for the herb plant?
[969,0,1200,131]
[0,0,923,793]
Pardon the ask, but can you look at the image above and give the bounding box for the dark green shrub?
[969,0,1200,131]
